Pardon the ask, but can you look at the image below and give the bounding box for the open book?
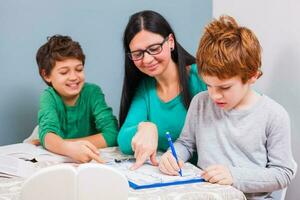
[0,143,73,178]
[0,155,37,178]
[0,143,73,163]
[21,163,129,200]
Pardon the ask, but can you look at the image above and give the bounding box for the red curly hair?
[196,15,262,83]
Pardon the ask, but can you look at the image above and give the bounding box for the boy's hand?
[131,122,158,170]
[64,141,105,163]
[30,139,41,146]
[159,151,184,176]
[202,165,233,185]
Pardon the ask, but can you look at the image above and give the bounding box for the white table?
[0,147,246,200]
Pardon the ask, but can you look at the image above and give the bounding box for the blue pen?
[165,131,182,176]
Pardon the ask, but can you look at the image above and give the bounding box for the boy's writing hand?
[202,165,233,185]
[131,122,158,170]
[159,151,184,176]
[64,141,105,163]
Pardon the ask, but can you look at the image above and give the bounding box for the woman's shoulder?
[137,77,156,92]
[186,63,207,95]
[185,63,198,75]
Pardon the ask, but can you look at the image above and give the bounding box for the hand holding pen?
[158,132,184,176]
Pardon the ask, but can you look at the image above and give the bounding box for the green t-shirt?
[117,64,207,154]
[38,82,118,147]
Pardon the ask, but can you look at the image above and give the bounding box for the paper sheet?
[106,160,202,185]
[0,155,37,178]
[0,143,73,163]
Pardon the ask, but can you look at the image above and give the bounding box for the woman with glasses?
[118,10,206,169]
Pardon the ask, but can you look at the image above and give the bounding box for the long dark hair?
[119,10,195,127]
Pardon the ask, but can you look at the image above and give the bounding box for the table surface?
[0,147,246,200]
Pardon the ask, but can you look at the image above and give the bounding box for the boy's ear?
[248,70,261,84]
[41,69,51,83]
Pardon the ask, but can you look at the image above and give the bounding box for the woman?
[118,10,206,169]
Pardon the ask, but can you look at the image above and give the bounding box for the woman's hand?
[159,151,184,175]
[131,122,159,170]
[201,165,233,185]
[63,141,105,163]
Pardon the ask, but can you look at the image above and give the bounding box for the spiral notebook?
[106,159,205,190]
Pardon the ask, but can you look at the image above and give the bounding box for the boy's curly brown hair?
[36,35,85,86]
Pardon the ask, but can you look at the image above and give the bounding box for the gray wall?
[213,0,300,199]
[0,1,212,145]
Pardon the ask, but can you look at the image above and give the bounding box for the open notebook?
[105,159,205,189]
[0,143,73,163]
[0,155,36,178]
[0,143,73,178]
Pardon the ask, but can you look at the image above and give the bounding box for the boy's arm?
[65,133,107,148]
[229,108,297,193]
[173,96,198,162]
[92,85,118,147]
[159,95,199,175]
[44,132,104,163]
[38,90,64,147]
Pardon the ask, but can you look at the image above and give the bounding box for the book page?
[106,160,202,185]
[0,143,36,160]
[34,146,74,163]
[0,155,37,178]
[0,143,73,163]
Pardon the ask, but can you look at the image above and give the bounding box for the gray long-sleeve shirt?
[175,91,297,199]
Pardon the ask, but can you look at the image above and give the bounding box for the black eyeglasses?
[127,37,169,61]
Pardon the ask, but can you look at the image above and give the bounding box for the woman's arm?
[117,82,149,154]
[118,82,158,169]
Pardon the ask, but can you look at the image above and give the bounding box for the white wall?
[213,0,300,199]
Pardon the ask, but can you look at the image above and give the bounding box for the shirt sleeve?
[174,95,198,162]
[229,108,297,193]
[91,86,118,147]
[117,82,148,155]
[38,90,64,147]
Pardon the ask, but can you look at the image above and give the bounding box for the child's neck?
[62,95,80,106]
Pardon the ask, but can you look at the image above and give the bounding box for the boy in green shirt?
[36,35,118,163]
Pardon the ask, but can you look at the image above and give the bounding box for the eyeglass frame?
[127,36,170,61]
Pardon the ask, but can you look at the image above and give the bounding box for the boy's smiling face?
[43,58,85,106]
[202,75,258,110]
